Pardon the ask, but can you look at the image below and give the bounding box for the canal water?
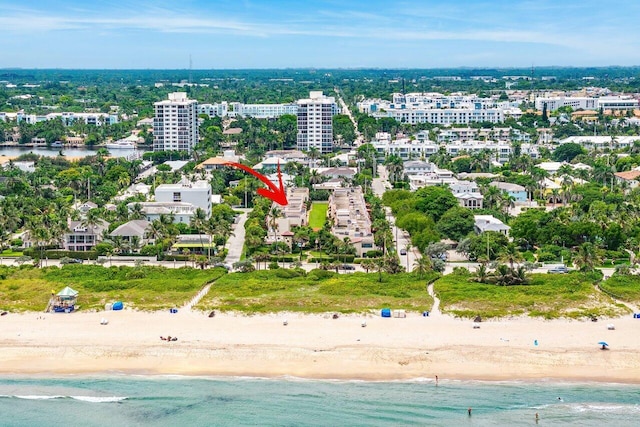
[0,146,142,159]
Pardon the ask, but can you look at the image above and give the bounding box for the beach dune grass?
[197,269,438,314]
[434,270,628,319]
[600,275,640,304]
[0,265,226,312]
[308,202,328,230]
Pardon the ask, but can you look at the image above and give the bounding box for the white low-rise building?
[535,95,638,111]
[474,215,510,235]
[154,178,213,218]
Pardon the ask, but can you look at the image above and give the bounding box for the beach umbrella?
[598,341,609,346]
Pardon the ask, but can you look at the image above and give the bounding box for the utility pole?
[486,232,490,260]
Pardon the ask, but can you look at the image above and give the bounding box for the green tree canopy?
[552,143,586,162]
[436,206,475,241]
[414,186,458,222]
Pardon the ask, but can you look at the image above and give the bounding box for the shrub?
[536,252,557,262]
[307,269,335,280]
[268,261,280,270]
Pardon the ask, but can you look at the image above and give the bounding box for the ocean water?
[0,376,638,426]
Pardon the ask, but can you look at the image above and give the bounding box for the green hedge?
[309,255,356,263]
[23,248,98,260]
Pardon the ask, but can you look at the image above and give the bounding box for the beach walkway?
[182,283,213,312]
[428,283,441,316]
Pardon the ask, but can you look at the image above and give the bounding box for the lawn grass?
[308,202,328,230]
[0,250,24,257]
[600,275,640,304]
[433,270,628,319]
[0,265,227,312]
[197,269,438,314]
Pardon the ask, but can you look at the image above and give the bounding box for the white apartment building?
[445,141,540,163]
[328,187,375,257]
[128,202,198,224]
[535,95,638,111]
[357,92,519,125]
[381,108,505,125]
[198,102,229,117]
[437,127,531,143]
[0,111,118,125]
[297,91,338,154]
[559,136,640,151]
[373,134,539,164]
[403,160,435,175]
[154,178,213,218]
[232,103,298,118]
[153,92,199,152]
[198,102,298,119]
[372,138,439,160]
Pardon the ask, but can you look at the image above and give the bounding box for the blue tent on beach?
[112,301,124,311]
[381,308,391,318]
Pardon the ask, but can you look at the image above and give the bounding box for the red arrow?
[223,161,288,206]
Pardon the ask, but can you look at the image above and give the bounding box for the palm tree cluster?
[473,262,529,286]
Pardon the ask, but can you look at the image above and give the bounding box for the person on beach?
[435,375,438,386]
[535,412,539,424]
[468,407,472,416]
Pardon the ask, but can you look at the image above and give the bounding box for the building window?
[173,192,181,202]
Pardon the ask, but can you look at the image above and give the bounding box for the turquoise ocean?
[0,376,638,426]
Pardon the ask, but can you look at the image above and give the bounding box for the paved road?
[225,210,249,268]
[333,87,363,146]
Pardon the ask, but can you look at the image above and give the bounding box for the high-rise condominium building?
[153,92,199,152]
[296,91,336,154]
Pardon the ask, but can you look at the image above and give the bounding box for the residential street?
[225,209,249,268]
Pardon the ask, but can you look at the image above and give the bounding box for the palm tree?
[254,253,271,271]
[81,208,103,231]
[385,155,404,184]
[308,169,324,186]
[499,244,523,271]
[474,263,490,283]
[129,203,145,220]
[361,258,376,273]
[268,206,282,247]
[307,147,320,165]
[374,258,386,282]
[147,220,166,259]
[413,256,433,279]
[573,242,601,272]
[190,208,208,258]
[493,264,512,286]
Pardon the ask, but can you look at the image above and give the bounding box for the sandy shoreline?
[1,310,639,383]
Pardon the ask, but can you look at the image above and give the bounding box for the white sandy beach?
[1,310,639,382]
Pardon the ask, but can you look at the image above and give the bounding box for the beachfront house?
[109,220,151,251]
[64,219,110,252]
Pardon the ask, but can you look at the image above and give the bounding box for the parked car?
[547,265,569,274]
[400,249,407,255]
[340,264,356,270]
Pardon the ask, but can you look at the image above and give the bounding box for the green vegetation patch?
[0,265,226,312]
[197,269,438,314]
[0,250,24,258]
[600,275,640,304]
[434,271,627,319]
[308,202,328,230]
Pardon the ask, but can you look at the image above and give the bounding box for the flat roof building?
[153,92,199,152]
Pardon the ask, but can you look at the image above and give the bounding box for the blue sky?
[1,0,639,69]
